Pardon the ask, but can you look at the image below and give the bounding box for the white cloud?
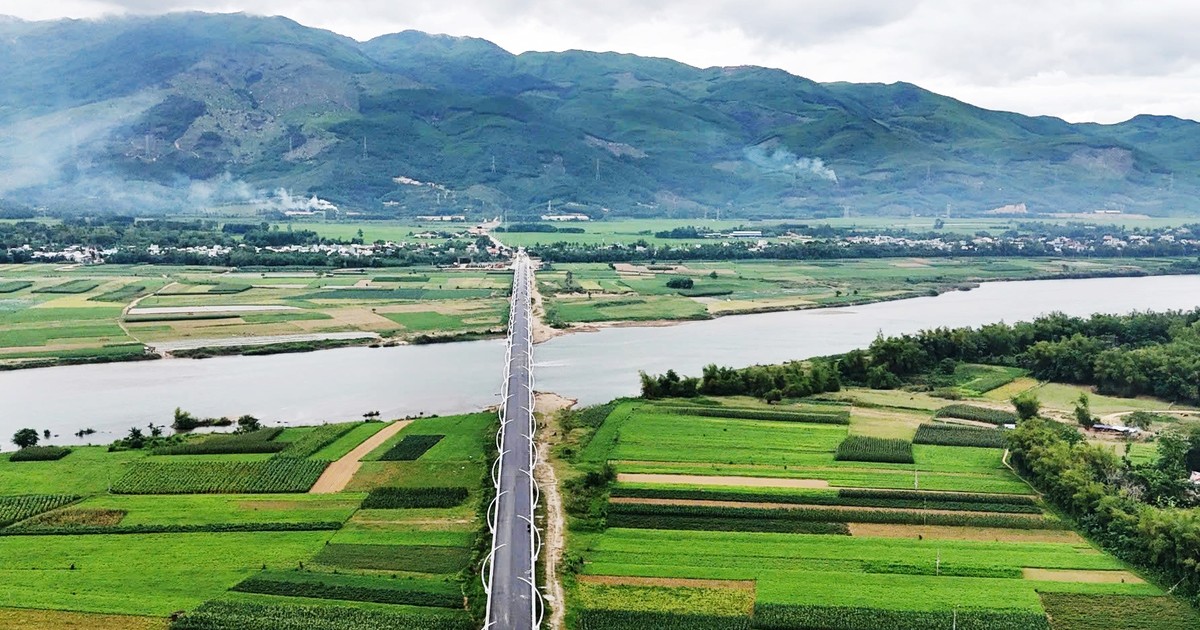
[0,0,1196,123]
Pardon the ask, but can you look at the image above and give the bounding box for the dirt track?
[309,420,411,494]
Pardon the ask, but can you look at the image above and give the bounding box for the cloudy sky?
[2,0,1198,123]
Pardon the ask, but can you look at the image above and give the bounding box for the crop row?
[111,459,329,494]
[578,609,751,630]
[313,543,472,574]
[934,405,1018,425]
[32,279,100,294]
[362,487,469,509]
[0,281,32,293]
[660,405,850,425]
[90,284,148,303]
[379,434,446,461]
[9,446,72,462]
[606,512,851,535]
[170,599,475,630]
[154,428,287,456]
[232,575,462,608]
[610,488,1041,514]
[2,521,342,536]
[834,436,914,464]
[0,495,79,527]
[606,502,1063,530]
[753,603,1049,630]
[277,423,359,459]
[913,423,1008,448]
[837,488,1038,506]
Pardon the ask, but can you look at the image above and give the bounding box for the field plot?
[0,411,495,627]
[538,257,1183,326]
[562,396,1178,629]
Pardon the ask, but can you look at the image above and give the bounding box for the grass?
[312,543,472,574]
[1039,593,1200,630]
[0,447,145,495]
[0,609,167,629]
[111,459,329,494]
[66,494,361,525]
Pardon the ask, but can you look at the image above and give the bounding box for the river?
[3,274,1199,447]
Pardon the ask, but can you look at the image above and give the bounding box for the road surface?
[484,251,541,629]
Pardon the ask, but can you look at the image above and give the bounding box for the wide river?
[3,274,1200,446]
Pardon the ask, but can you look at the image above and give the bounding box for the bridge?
[482,251,544,629]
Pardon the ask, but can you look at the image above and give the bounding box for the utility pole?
[362,136,368,160]
[492,155,497,173]
[595,158,601,181]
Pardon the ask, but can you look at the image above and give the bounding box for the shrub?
[231,573,462,608]
[170,599,474,630]
[9,446,72,461]
[661,406,850,425]
[112,459,329,494]
[753,604,1050,630]
[579,610,750,630]
[665,277,695,290]
[153,428,285,455]
[934,405,1017,425]
[835,436,914,464]
[378,435,445,461]
[0,495,80,527]
[278,424,359,459]
[913,423,1008,448]
[362,487,469,509]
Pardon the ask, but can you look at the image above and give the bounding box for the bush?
[753,604,1050,630]
[835,436,914,464]
[661,405,850,425]
[913,423,1008,448]
[934,405,1017,425]
[378,434,445,461]
[665,277,695,290]
[9,446,72,461]
[153,428,285,455]
[0,495,79,527]
[277,423,358,459]
[362,487,469,509]
[231,573,462,609]
[112,459,329,494]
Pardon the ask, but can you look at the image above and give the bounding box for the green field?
[559,395,1183,629]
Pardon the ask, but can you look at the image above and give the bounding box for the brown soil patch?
[617,473,829,488]
[24,508,126,528]
[536,392,578,415]
[849,523,1084,543]
[579,575,756,592]
[610,497,1043,518]
[0,609,167,630]
[310,420,412,494]
[1023,568,1144,583]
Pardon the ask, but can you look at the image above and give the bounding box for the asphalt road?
[485,253,539,629]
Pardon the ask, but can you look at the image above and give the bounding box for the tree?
[237,415,262,433]
[1074,393,1095,429]
[124,427,146,450]
[665,276,694,289]
[1012,392,1041,420]
[12,428,38,449]
[763,389,783,404]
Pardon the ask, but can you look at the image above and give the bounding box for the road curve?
[484,251,542,629]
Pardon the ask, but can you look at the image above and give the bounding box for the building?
[541,213,590,221]
[1092,424,1142,436]
[417,215,467,222]
[729,230,763,239]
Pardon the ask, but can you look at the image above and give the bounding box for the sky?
[2,0,1198,124]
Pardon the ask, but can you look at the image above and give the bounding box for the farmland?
[0,411,496,627]
[553,392,1190,629]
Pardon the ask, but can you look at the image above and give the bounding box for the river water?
[3,274,1199,447]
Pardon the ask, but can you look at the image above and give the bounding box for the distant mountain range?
[1,12,1198,218]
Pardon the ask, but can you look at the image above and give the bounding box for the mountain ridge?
[0,12,1197,217]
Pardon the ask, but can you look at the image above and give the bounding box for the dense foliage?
[605,502,1058,531]
[640,361,841,400]
[152,428,285,455]
[0,495,79,527]
[277,423,359,459]
[170,599,474,630]
[913,423,1008,448]
[112,459,329,494]
[8,446,72,462]
[660,405,850,424]
[379,435,446,461]
[231,573,463,608]
[834,436,914,464]
[362,487,470,509]
[932,405,1018,425]
[610,487,1040,514]
[753,603,1050,630]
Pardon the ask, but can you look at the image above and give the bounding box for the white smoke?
[744,145,839,183]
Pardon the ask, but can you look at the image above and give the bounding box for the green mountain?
[1,12,1196,217]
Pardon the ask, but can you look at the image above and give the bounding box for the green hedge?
[313,544,472,574]
[606,502,1061,530]
[231,574,462,608]
[661,406,849,425]
[0,495,79,527]
[362,487,469,509]
[378,435,445,461]
[579,609,751,630]
[753,603,1049,630]
[32,279,100,294]
[170,599,474,630]
[9,446,72,462]
[837,489,1037,506]
[913,423,1008,448]
[610,488,1041,514]
[3,522,341,536]
[606,512,850,535]
[834,436,914,464]
[934,405,1018,425]
[112,459,328,494]
[153,428,286,456]
[0,281,32,293]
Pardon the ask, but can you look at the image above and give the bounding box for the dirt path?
[534,392,575,630]
[309,420,411,494]
[117,281,176,344]
[528,272,563,345]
